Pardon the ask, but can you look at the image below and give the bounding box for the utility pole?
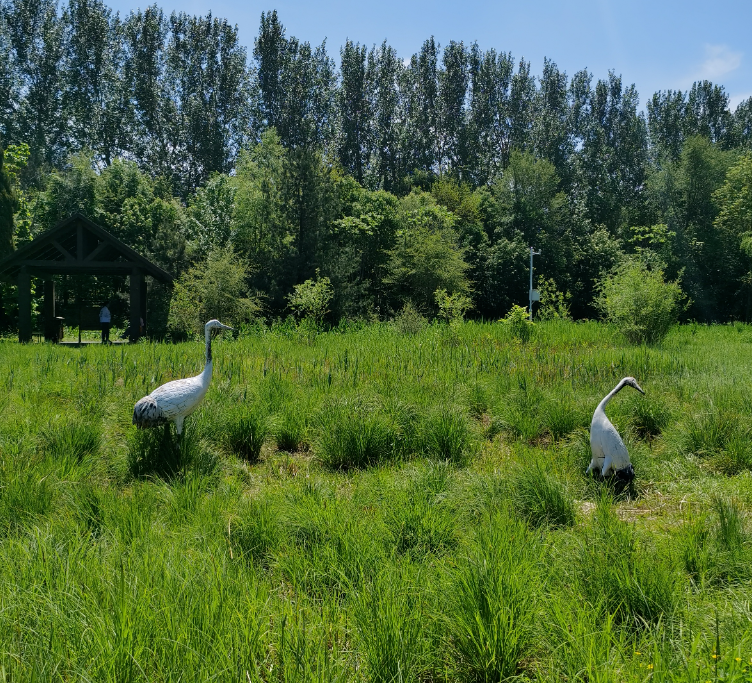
[529,246,541,321]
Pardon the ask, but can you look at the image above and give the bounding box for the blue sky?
[108,0,752,110]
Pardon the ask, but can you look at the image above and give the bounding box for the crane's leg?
[175,416,184,436]
[601,455,613,478]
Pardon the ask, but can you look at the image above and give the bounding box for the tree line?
[1,3,752,333]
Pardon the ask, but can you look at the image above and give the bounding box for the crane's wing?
[147,377,207,419]
[594,418,631,475]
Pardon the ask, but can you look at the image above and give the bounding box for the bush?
[502,304,534,342]
[392,301,428,335]
[596,259,686,344]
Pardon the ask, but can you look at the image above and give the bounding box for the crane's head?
[623,377,645,394]
[205,319,234,335]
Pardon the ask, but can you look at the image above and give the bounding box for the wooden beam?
[77,224,83,261]
[83,241,110,262]
[18,267,31,343]
[43,280,56,341]
[51,240,75,261]
[130,268,141,343]
[22,260,141,272]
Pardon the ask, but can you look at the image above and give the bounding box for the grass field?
[2,320,752,682]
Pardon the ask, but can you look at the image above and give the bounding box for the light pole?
[529,246,541,321]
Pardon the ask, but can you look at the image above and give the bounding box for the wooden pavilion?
[0,213,173,343]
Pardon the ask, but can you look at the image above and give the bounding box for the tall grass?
[1,320,752,680]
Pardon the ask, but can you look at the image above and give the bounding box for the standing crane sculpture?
[588,376,644,482]
[133,319,233,435]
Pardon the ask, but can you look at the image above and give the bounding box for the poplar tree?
[0,142,17,257]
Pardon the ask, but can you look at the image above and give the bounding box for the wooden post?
[139,273,147,336]
[18,267,31,343]
[130,268,141,343]
[43,279,55,341]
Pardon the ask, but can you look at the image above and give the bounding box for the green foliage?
[443,513,541,681]
[168,246,260,337]
[287,271,334,327]
[580,496,682,628]
[502,303,534,342]
[509,463,576,529]
[596,259,686,344]
[384,190,471,315]
[392,302,428,335]
[223,406,268,463]
[434,287,471,325]
[537,277,572,321]
[0,142,18,257]
[127,425,217,480]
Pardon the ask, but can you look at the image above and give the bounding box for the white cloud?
[695,44,742,81]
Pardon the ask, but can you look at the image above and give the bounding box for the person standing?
[99,303,111,344]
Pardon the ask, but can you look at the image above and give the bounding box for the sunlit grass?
[1,320,752,679]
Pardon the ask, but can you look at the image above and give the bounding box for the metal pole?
[529,246,541,321]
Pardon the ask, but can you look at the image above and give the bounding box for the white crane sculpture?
[588,376,644,481]
[132,319,233,435]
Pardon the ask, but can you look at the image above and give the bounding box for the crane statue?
[588,376,644,482]
[133,319,233,435]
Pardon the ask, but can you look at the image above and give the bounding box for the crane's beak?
[634,382,645,394]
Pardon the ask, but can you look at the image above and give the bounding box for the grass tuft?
[422,409,472,465]
[224,406,268,462]
[509,462,577,529]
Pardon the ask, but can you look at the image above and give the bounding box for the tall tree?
[403,37,439,175]
[466,45,514,184]
[531,57,571,185]
[436,40,468,177]
[647,89,686,161]
[165,11,252,195]
[6,0,65,179]
[336,39,372,184]
[369,41,403,192]
[0,142,17,256]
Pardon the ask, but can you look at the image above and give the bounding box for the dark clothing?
[101,323,111,343]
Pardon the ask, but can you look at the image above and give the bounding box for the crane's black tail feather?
[133,395,167,428]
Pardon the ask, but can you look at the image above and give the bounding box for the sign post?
[529,246,541,321]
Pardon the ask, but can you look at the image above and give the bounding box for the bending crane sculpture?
[133,320,233,434]
[588,376,644,481]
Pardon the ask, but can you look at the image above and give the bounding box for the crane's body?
[588,377,644,480]
[132,320,232,434]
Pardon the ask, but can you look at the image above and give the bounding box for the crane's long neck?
[597,379,627,413]
[201,328,213,383]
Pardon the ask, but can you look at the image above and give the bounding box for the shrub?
[502,304,534,342]
[287,270,334,328]
[434,287,472,325]
[168,246,260,337]
[224,407,268,462]
[444,513,541,681]
[509,463,576,529]
[392,302,428,335]
[537,277,572,321]
[596,259,686,344]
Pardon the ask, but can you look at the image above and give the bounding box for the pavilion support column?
[139,274,147,336]
[129,267,141,343]
[43,279,56,341]
[18,267,31,343]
